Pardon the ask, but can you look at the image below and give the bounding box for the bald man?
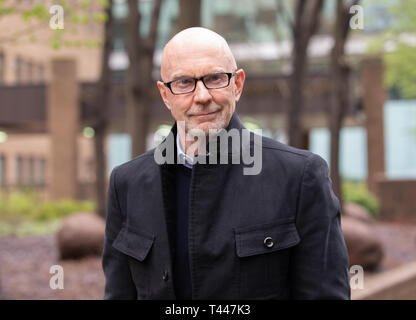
[102,27,350,300]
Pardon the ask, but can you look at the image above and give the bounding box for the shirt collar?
[176,133,194,169]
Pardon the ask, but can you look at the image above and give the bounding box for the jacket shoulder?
[260,135,311,158]
[258,135,328,172]
[111,148,157,181]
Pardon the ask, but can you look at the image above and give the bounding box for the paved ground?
[0,219,416,300]
[0,235,104,300]
[371,219,416,270]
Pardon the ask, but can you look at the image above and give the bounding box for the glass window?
[113,0,128,19]
[15,57,22,84]
[28,157,35,185]
[27,61,33,84]
[0,52,4,84]
[38,64,45,82]
[16,156,23,186]
[0,155,5,186]
[38,158,46,186]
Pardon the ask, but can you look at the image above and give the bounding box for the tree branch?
[276,0,294,33]
[305,0,324,42]
[146,0,162,53]
[126,0,141,66]
[293,0,307,38]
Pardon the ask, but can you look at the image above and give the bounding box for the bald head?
[160,27,237,81]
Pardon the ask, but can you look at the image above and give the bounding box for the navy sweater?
[173,164,193,299]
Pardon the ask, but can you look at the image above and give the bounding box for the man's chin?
[189,120,225,135]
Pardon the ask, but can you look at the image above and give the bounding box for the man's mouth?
[191,110,219,118]
[191,111,219,122]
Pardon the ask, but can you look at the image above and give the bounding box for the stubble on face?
[184,107,227,134]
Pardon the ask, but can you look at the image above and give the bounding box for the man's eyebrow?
[170,73,190,81]
[209,68,226,74]
[169,69,227,81]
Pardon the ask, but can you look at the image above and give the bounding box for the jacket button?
[162,270,169,281]
[264,237,274,248]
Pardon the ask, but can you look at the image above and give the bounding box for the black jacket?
[102,112,350,299]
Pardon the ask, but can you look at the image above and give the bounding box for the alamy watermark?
[350,264,364,290]
[350,5,364,30]
[153,122,263,175]
[48,4,364,31]
[47,262,362,291]
[49,5,64,30]
[49,264,64,290]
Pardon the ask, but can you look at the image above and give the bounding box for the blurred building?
[0,0,415,217]
[0,0,103,197]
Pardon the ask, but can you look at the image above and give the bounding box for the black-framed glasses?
[164,72,236,95]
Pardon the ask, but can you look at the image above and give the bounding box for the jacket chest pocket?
[234,219,300,299]
[112,226,155,299]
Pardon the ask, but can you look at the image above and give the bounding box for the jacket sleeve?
[290,154,351,299]
[101,166,137,299]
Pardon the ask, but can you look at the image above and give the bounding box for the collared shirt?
[176,133,194,169]
[176,132,212,169]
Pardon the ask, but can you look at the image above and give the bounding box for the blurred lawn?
[0,219,63,237]
[0,190,95,237]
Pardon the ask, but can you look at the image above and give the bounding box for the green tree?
[0,0,105,49]
[383,0,416,99]
[385,43,416,99]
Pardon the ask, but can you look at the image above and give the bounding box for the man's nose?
[193,80,212,104]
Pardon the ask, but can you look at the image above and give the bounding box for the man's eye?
[205,74,221,82]
[176,78,193,86]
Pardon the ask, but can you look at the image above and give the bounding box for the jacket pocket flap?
[112,226,155,262]
[234,219,300,258]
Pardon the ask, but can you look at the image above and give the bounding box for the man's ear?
[234,69,245,103]
[157,81,172,111]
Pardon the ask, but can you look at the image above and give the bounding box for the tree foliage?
[0,0,109,49]
[383,0,416,99]
[385,43,416,99]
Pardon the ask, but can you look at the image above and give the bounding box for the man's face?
[157,42,245,135]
